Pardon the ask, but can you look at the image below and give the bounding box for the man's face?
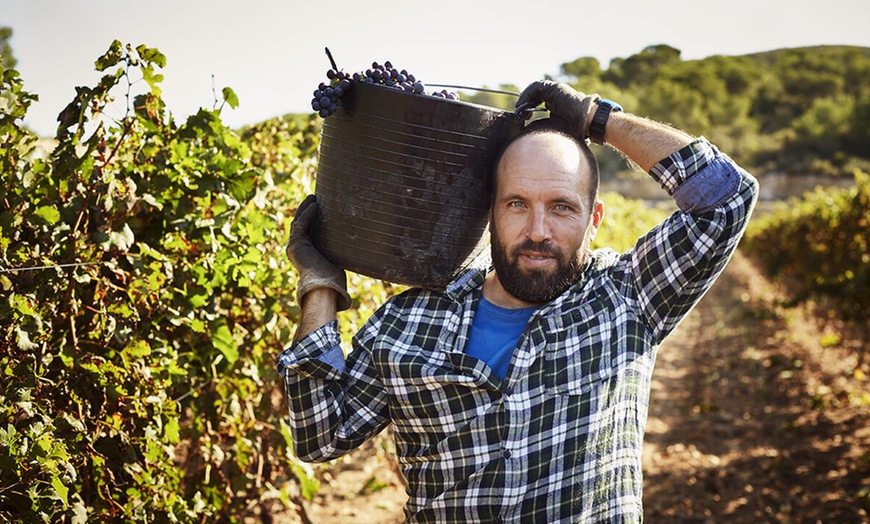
[490,132,603,306]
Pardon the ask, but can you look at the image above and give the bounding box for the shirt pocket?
[543,299,614,396]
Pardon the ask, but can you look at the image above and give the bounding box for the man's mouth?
[518,251,556,268]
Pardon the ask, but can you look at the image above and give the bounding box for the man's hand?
[286,195,352,311]
[515,81,600,139]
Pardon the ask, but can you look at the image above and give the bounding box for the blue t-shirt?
[465,296,537,380]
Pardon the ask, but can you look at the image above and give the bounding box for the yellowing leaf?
[164,417,180,444]
[222,87,239,109]
[34,205,60,225]
[51,476,69,506]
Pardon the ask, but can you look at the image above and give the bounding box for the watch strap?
[589,99,622,145]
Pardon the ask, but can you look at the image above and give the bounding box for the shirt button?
[503,387,513,396]
[502,449,511,459]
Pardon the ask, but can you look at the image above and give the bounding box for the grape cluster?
[311,70,351,118]
[310,61,460,117]
[351,61,425,94]
[430,89,460,100]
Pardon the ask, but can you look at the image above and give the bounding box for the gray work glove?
[286,194,352,311]
[515,81,601,140]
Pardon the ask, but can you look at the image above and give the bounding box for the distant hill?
[743,44,870,64]
[459,44,870,179]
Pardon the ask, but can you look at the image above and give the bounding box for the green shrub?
[593,192,671,253]
[0,40,389,523]
[744,171,870,364]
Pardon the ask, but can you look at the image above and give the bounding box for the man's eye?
[508,201,525,208]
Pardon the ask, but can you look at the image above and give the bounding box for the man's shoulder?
[588,247,625,273]
[572,248,633,300]
[380,286,456,314]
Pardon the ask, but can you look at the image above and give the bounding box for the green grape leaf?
[95,40,124,71]
[164,416,180,444]
[136,44,167,68]
[51,475,69,506]
[34,205,60,225]
[222,87,239,109]
[225,170,258,203]
[212,323,239,364]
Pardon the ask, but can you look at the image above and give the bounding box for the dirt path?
[269,252,870,523]
[643,251,869,523]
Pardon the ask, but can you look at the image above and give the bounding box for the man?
[278,81,758,522]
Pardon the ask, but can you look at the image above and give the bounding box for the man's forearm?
[588,103,694,173]
[294,287,339,342]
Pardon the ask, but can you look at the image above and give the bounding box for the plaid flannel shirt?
[278,138,758,523]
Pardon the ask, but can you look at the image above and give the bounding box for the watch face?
[601,99,622,112]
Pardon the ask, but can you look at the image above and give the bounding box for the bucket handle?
[426,84,548,115]
[426,84,520,97]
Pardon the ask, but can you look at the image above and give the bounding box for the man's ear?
[586,200,605,242]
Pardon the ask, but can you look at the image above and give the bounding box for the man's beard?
[490,229,585,304]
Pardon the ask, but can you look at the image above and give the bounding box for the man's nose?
[525,209,551,242]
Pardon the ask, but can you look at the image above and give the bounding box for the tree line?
[464,44,870,178]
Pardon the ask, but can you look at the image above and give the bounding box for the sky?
[3,0,870,137]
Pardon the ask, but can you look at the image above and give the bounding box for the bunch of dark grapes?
[311,69,351,118]
[310,61,460,117]
[352,61,425,94]
[430,89,460,100]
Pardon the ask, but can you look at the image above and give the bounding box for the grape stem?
[325,47,338,72]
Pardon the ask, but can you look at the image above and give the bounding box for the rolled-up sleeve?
[649,137,745,214]
[629,137,759,343]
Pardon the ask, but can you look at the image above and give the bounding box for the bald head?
[493,126,600,214]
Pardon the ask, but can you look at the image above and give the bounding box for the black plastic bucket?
[312,81,524,290]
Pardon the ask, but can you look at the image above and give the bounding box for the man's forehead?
[498,131,589,176]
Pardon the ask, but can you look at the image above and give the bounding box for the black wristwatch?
[588,99,622,145]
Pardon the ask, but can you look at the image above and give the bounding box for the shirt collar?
[444,251,490,301]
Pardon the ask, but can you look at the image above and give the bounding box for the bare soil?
[266,252,870,523]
